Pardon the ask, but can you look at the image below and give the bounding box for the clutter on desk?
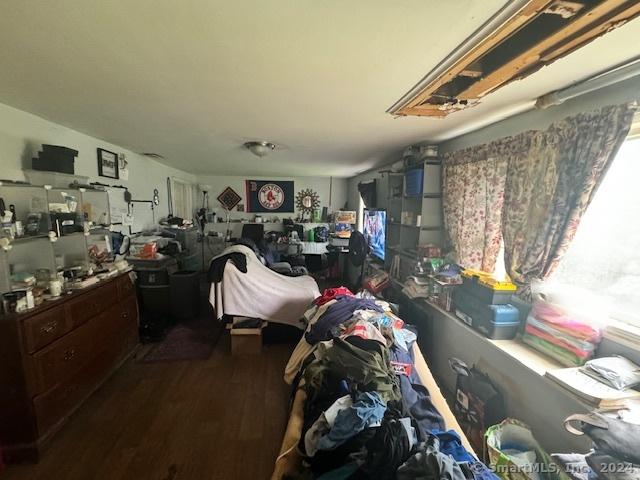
[333,210,356,239]
[1,257,130,315]
[334,222,352,239]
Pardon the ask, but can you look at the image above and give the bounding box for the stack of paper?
[604,322,640,351]
[545,367,640,408]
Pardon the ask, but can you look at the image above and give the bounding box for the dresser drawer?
[121,294,139,327]
[117,273,136,300]
[22,305,72,353]
[33,324,138,435]
[30,302,123,394]
[67,281,118,328]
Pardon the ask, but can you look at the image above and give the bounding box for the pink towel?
[532,302,601,342]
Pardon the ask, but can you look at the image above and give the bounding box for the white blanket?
[209,244,320,328]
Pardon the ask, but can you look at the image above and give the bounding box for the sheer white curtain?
[171,177,194,220]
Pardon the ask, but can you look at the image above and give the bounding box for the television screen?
[363,209,386,261]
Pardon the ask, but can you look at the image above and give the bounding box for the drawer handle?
[40,321,58,334]
[63,348,76,361]
[122,311,129,319]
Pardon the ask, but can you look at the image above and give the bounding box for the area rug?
[140,318,222,363]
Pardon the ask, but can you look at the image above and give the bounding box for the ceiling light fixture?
[243,141,276,157]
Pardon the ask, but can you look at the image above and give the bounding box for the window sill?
[418,298,562,375]
[416,298,640,413]
[604,320,640,351]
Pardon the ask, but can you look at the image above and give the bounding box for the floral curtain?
[502,103,636,295]
[442,144,510,272]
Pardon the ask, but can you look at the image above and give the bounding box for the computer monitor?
[363,209,386,261]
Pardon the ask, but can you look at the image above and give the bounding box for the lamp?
[243,141,276,157]
[198,184,212,209]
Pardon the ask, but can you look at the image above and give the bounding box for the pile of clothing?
[522,300,602,367]
[285,287,497,479]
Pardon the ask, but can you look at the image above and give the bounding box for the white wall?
[439,75,640,154]
[195,174,348,220]
[346,75,640,214]
[0,102,196,226]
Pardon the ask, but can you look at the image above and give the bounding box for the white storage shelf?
[382,157,443,261]
[0,184,112,294]
[0,184,50,237]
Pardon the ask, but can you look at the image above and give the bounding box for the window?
[170,177,194,220]
[552,137,640,327]
[357,194,365,233]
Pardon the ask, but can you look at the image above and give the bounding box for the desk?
[299,241,328,255]
[276,241,329,256]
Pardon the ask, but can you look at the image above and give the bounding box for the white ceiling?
[1,1,639,178]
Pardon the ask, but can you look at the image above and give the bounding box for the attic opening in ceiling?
[389,0,640,118]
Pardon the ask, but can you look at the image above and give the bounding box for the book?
[545,367,640,408]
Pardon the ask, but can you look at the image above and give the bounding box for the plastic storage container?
[404,168,424,197]
[169,270,200,321]
[460,269,516,305]
[32,145,78,174]
[453,289,520,340]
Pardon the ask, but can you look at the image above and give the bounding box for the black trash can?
[138,284,172,343]
[169,270,200,321]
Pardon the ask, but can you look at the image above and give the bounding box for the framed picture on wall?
[97,148,119,179]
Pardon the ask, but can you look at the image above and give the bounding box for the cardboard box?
[231,328,262,355]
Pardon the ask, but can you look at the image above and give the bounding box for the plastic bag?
[450,357,506,457]
[582,356,640,391]
[485,419,570,480]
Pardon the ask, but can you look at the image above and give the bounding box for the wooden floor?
[3,333,294,480]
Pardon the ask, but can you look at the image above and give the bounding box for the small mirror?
[295,189,320,214]
[302,196,312,208]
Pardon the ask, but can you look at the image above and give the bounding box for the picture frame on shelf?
[97,148,119,179]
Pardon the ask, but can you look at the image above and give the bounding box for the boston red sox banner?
[245,180,295,213]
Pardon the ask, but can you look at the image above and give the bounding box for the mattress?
[271,342,475,479]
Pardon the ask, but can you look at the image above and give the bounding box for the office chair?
[239,223,307,277]
[241,223,265,245]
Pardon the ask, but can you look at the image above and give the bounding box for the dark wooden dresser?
[0,272,139,462]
